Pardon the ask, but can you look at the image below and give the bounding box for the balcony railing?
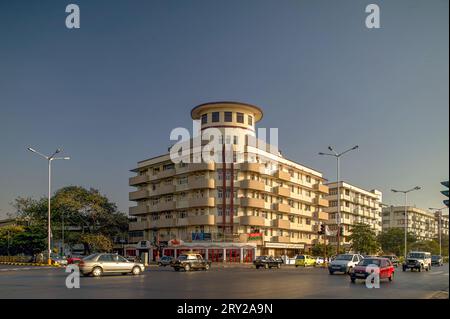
[272,219,291,229]
[239,197,266,209]
[129,175,150,186]
[272,202,291,214]
[189,197,215,207]
[273,186,290,197]
[129,189,149,201]
[239,215,265,227]
[239,179,266,191]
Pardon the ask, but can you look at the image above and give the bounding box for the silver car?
[79,253,145,277]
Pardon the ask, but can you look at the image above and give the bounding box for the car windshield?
[335,254,353,261]
[296,255,305,259]
[177,255,187,260]
[408,253,425,259]
[359,259,381,266]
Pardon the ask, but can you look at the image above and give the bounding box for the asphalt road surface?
[0,263,448,299]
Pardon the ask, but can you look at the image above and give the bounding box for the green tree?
[348,223,380,255]
[377,228,417,256]
[311,243,334,257]
[80,234,113,254]
[409,240,440,255]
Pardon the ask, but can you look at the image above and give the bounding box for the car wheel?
[402,266,406,272]
[122,273,128,276]
[295,265,298,268]
[277,263,281,269]
[184,264,191,272]
[255,266,259,269]
[329,270,334,275]
[351,277,356,283]
[92,267,103,277]
[389,273,394,282]
[264,264,269,269]
[205,264,210,271]
[132,266,141,275]
[174,267,180,271]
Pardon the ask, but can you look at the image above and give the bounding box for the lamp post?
[27,147,70,265]
[319,145,359,254]
[391,186,421,260]
[429,207,448,257]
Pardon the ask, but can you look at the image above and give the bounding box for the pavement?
[0,263,448,299]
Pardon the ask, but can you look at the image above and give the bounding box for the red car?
[67,256,83,265]
[350,257,395,283]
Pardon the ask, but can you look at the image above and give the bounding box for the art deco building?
[324,181,382,247]
[382,206,438,241]
[128,102,329,262]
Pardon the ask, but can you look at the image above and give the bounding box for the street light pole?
[319,145,359,255]
[27,147,70,265]
[429,207,448,257]
[391,186,421,260]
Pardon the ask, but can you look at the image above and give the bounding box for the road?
[0,263,448,299]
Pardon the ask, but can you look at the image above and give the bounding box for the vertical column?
[205,249,209,261]
[223,248,227,262]
[240,247,243,263]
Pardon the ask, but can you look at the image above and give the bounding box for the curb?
[0,262,61,267]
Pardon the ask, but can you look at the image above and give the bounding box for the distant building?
[382,206,438,241]
[435,212,449,237]
[324,181,382,248]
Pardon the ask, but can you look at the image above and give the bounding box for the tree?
[80,234,113,254]
[311,243,334,257]
[377,228,417,256]
[409,240,440,255]
[347,223,380,255]
[11,186,128,255]
[0,225,46,256]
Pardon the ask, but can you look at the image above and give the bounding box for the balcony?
[189,197,215,207]
[274,170,291,182]
[239,197,266,209]
[150,201,176,212]
[240,179,266,191]
[316,211,328,220]
[290,223,312,232]
[155,184,176,196]
[273,186,290,197]
[189,178,215,189]
[273,202,291,214]
[129,189,149,201]
[150,169,175,181]
[272,219,291,229]
[129,175,150,186]
[129,221,148,231]
[240,162,264,174]
[151,218,177,228]
[314,198,329,207]
[272,236,290,243]
[177,162,215,174]
[129,205,149,215]
[239,215,266,227]
[188,215,216,225]
[314,183,329,194]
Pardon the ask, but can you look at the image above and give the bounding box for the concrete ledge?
[0,262,61,267]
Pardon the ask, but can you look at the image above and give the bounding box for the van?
[402,251,431,272]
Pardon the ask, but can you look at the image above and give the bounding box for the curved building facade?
[128,102,329,262]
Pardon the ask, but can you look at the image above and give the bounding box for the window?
[224,112,232,122]
[212,112,220,122]
[306,175,311,183]
[233,136,238,145]
[237,112,244,123]
[201,114,208,124]
[98,254,113,262]
[163,163,174,171]
[248,115,253,125]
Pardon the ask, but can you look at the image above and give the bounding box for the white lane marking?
[429,271,444,275]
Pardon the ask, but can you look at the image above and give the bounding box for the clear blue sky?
[0,0,448,218]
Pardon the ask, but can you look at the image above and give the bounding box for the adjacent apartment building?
[324,181,382,248]
[381,206,439,241]
[128,101,330,262]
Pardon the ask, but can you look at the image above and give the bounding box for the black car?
[158,255,174,267]
[253,256,283,269]
[381,255,400,267]
[431,255,444,266]
[171,253,211,271]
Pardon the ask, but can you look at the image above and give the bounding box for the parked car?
[381,255,400,267]
[328,254,364,274]
[171,253,211,271]
[67,255,83,265]
[431,255,444,267]
[295,255,316,267]
[158,255,174,267]
[253,256,283,269]
[78,253,145,277]
[51,255,68,266]
[350,257,395,283]
[315,257,325,265]
[402,251,431,272]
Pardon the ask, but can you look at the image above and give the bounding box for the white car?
[315,257,325,265]
[328,254,364,274]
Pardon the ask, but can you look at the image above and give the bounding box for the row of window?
[201,111,253,125]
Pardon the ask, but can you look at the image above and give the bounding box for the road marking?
[429,271,444,275]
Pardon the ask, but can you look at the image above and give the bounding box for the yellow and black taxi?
[295,255,316,267]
